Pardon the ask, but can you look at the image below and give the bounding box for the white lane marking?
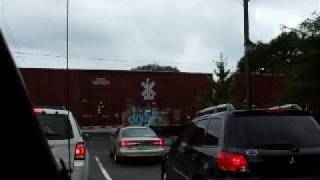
[173,166,190,180]
[94,156,113,180]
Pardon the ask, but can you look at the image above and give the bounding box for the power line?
[0,0,26,66]
[12,51,213,66]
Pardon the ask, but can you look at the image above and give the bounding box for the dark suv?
[161,104,320,180]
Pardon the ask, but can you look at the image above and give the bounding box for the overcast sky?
[1,0,319,73]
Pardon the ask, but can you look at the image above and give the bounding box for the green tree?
[197,53,233,108]
[212,53,233,105]
[284,13,320,110]
[236,12,320,111]
[237,31,301,74]
[131,64,180,72]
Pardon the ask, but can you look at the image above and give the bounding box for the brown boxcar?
[231,73,285,108]
[20,68,212,126]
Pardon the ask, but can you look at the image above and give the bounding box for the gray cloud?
[1,0,318,72]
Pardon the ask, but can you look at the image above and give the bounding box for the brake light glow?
[33,108,45,114]
[119,140,132,147]
[74,142,86,160]
[217,152,248,173]
[153,138,164,146]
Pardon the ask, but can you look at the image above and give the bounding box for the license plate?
[137,146,147,150]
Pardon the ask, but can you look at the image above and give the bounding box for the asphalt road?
[86,133,161,180]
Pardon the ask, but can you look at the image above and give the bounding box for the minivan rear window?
[37,114,74,140]
[226,116,320,148]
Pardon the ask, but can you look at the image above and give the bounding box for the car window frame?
[187,118,210,147]
[204,117,223,147]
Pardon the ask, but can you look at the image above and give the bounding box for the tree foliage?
[236,12,320,110]
[212,54,233,105]
[131,64,180,72]
[197,53,232,108]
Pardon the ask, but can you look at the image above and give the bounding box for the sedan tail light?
[153,138,164,146]
[119,140,133,147]
[74,142,86,160]
[217,152,248,173]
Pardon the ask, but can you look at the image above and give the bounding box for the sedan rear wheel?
[113,151,122,163]
[109,149,114,158]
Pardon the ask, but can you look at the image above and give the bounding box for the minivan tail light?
[33,108,45,114]
[153,138,164,146]
[217,152,248,173]
[74,142,86,160]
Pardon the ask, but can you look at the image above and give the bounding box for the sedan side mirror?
[110,127,119,137]
[82,133,89,138]
[164,136,179,146]
[180,142,188,148]
[170,136,178,145]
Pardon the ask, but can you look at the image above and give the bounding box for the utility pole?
[243,0,253,110]
[65,0,72,178]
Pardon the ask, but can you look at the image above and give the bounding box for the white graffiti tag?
[141,78,156,100]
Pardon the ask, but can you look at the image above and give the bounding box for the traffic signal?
[151,101,157,108]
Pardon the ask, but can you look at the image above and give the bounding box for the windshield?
[121,128,157,138]
[37,114,73,140]
[226,115,320,148]
[3,0,320,179]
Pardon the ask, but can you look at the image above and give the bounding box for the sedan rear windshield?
[37,114,74,140]
[121,128,157,138]
[226,116,320,148]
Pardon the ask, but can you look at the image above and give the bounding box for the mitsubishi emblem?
[289,157,296,165]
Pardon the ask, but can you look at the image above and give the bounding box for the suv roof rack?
[196,103,235,117]
[269,104,303,111]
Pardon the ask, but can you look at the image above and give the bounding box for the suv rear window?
[226,115,320,148]
[37,114,74,140]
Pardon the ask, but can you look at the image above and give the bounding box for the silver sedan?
[109,126,165,163]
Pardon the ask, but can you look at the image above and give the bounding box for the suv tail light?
[217,152,248,173]
[153,138,164,146]
[74,142,86,160]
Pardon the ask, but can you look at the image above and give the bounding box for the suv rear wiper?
[251,143,300,153]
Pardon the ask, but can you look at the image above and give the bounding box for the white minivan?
[34,107,89,180]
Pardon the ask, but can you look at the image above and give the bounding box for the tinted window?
[226,116,320,148]
[216,107,226,112]
[37,114,74,140]
[205,118,222,146]
[121,128,157,138]
[188,119,209,145]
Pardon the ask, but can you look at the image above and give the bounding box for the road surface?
[86,133,161,180]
